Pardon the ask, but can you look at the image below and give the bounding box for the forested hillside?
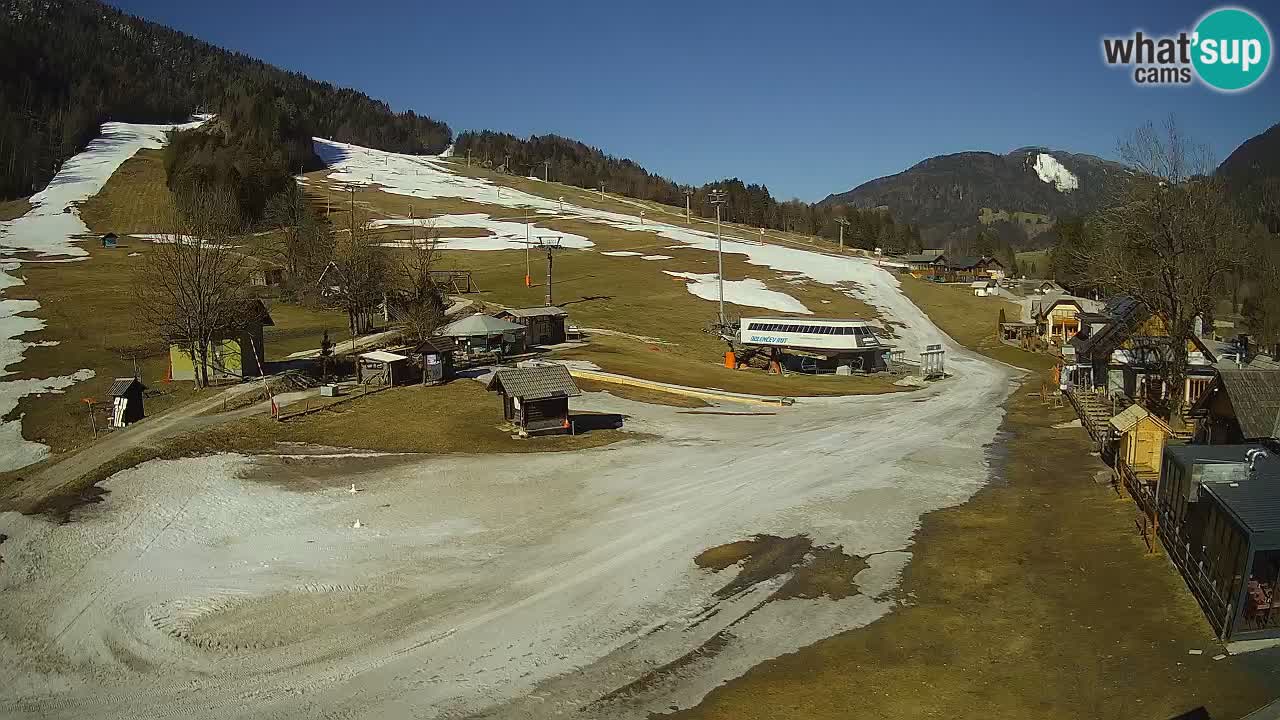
[0,0,450,200]
[456,131,923,252]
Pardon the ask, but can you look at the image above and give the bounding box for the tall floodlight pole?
[709,189,728,325]
[835,217,849,252]
[525,211,532,287]
[535,236,563,306]
[684,189,695,224]
[542,159,551,182]
[598,182,605,200]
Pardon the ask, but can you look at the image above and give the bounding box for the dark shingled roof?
[413,337,457,354]
[1216,368,1280,440]
[944,255,983,270]
[486,365,581,401]
[107,377,145,396]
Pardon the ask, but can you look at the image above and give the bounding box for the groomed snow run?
[1032,152,1079,192]
[664,271,811,314]
[0,119,202,472]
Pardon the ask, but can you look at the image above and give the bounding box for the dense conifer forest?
[0,0,451,201]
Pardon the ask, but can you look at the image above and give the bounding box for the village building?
[1031,295,1101,344]
[249,265,286,288]
[107,377,145,427]
[413,337,456,385]
[486,364,581,436]
[168,299,274,383]
[496,306,569,346]
[356,349,412,386]
[439,314,527,356]
[1190,368,1280,445]
[1069,296,1217,406]
[903,252,947,279]
[970,279,997,297]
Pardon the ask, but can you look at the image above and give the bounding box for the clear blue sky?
[107,0,1278,201]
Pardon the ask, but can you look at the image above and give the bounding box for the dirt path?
[1,382,276,514]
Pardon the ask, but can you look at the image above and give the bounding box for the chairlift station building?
[738,317,891,373]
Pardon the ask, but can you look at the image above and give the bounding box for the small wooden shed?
[101,232,118,249]
[1110,404,1173,534]
[108,377,146,427]
[486,364,581,436]
[414,338,456,385]
[357,349,412,386]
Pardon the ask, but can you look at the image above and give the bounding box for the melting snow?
[0,119,202,471]
[641,255,672,261]
[370,214,593,251]
[600,251,642,257]
[1032,153,1079,192]
[663,271,811,314]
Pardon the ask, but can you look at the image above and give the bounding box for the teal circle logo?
[1192,7,1272,91]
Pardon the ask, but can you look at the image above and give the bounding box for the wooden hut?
[357,349,412,386]
[414,338,456,385]
[101,232,118,249]
[1109,404,1173,543]
[486,364,581,436]
[107,377,145,427]
[496,306,569,346]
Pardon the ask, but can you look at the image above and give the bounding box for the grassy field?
[78,149,173,234]
[263,380,634,453]
[0,196,32,221]
[575,377,710,408]
[308,179,897,397]
[1015,249,1052,278]
[898,276,1055,374]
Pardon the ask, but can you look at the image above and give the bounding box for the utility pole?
[534,236,564,306]
[835,217,849,252]
[684,189,694,224]
[525,211,532,287]
[542,159,551,182]
[709,189,727,325]
[598,182,605,200]
[466,148,471,167]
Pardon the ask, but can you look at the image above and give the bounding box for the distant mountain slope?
[821,148,1132,246]
[0,0,450,200]
[1218,122,1280,227]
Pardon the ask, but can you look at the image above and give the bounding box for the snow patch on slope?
[0,119,202,471]
[1032,153,1079,192]
[663,271,811,314]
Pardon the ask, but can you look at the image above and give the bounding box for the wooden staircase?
[1065,388,1115,445]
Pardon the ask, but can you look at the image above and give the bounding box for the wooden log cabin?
[486,364,581,436]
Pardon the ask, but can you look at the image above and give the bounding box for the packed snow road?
[0,274,1016,719]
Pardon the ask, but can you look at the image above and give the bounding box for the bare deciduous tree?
[1074,118,1250,421]
[329,207,390,335]
[394,222,447,342]
[261,183,331,283]
[134,187,250,389]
